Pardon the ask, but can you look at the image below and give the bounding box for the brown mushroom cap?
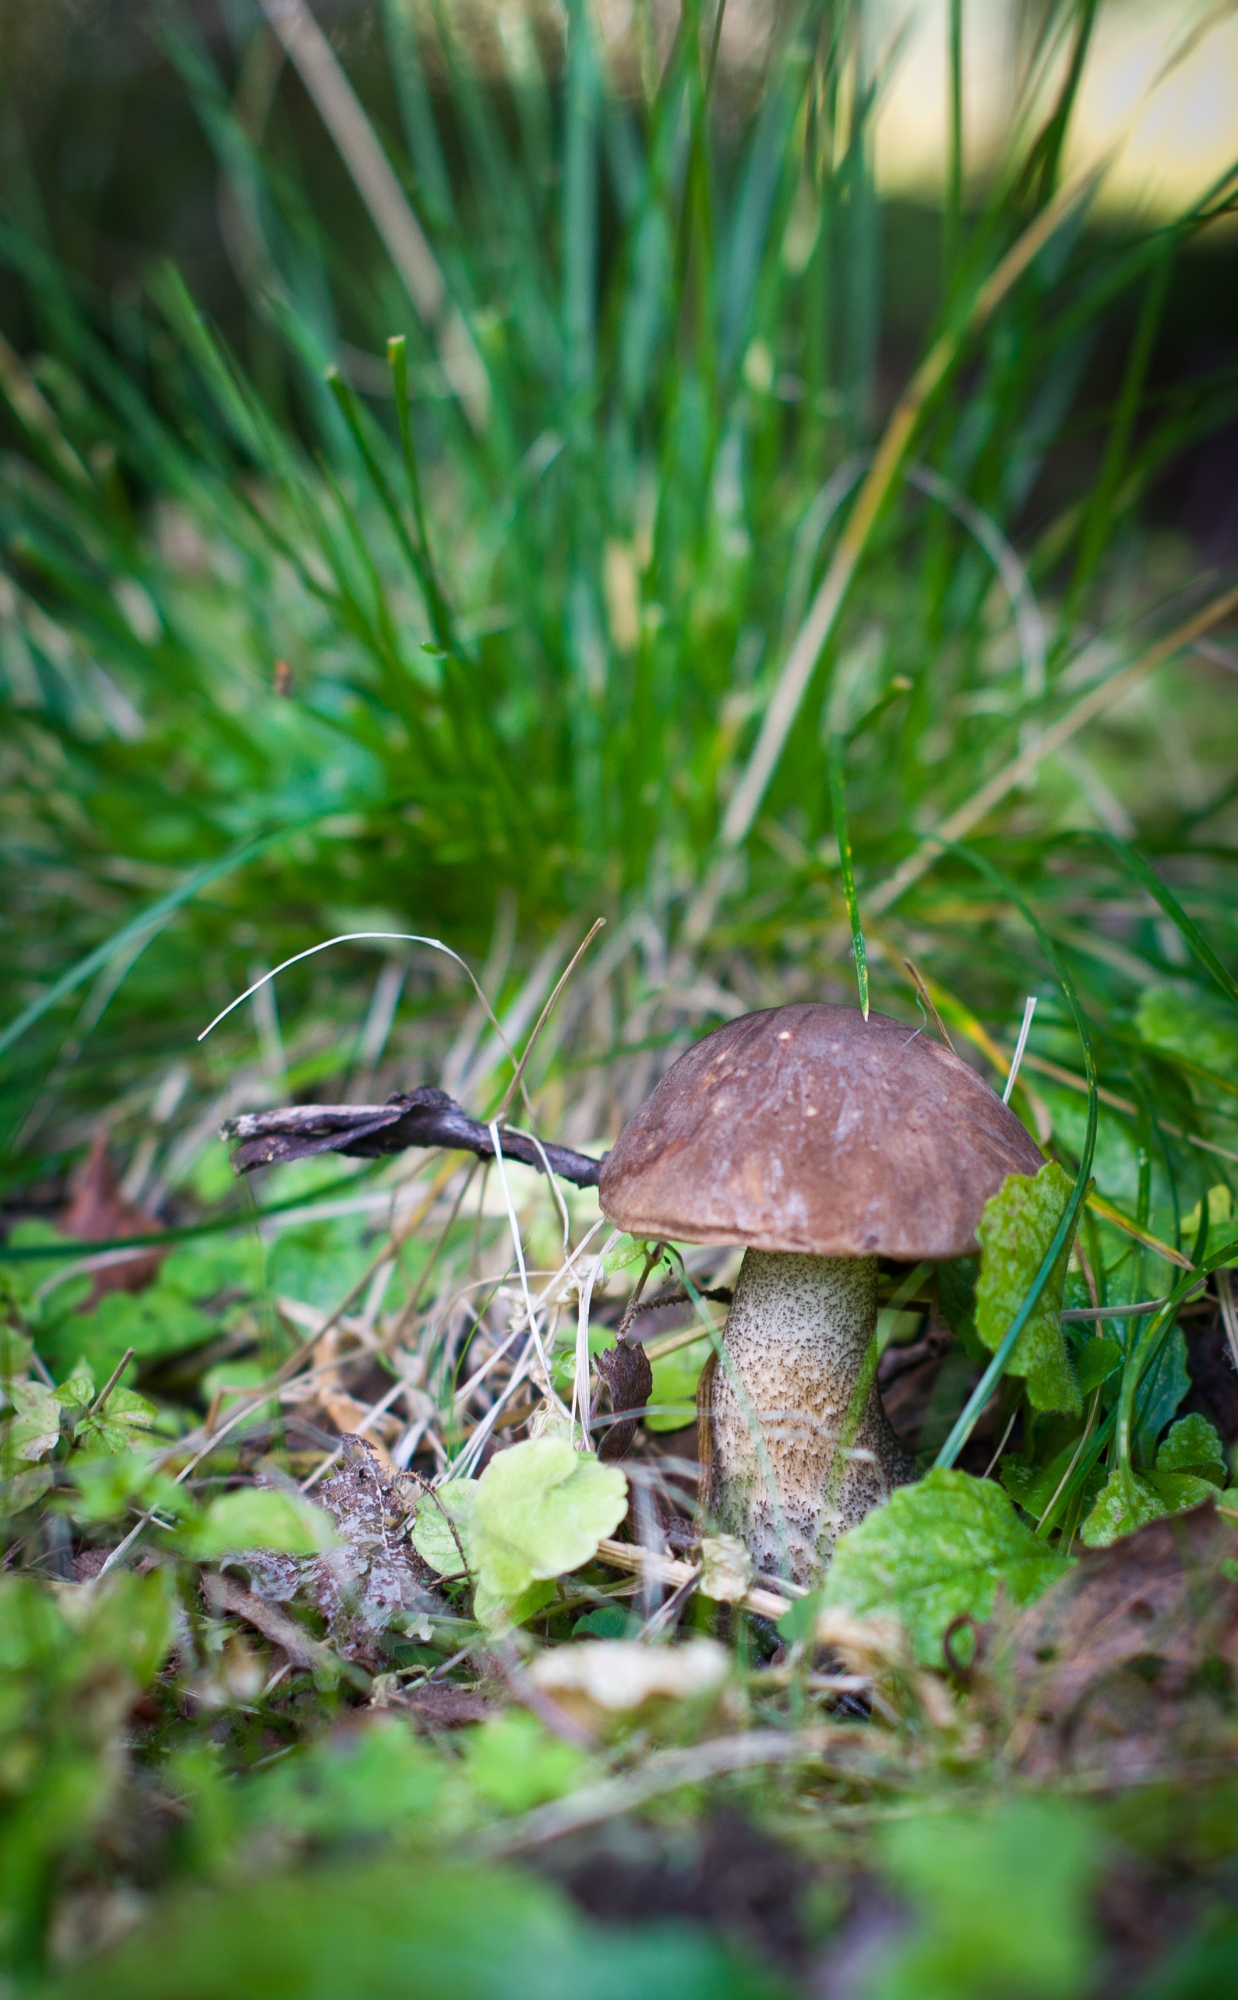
[598,1003,1044,1261]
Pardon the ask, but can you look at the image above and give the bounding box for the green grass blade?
[0,825,304,1063]
[933,840,1099,1471]
[827,735,868,1019]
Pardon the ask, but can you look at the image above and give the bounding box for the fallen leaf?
[235,1441,444,1669]
[1004,1500,1238,1781]
[594,1338,653,1460]
[309,1441,445,1665]
[699,1534,753,1605]
[61,1133,165,1304]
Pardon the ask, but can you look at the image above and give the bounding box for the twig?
[593,1537,790,1621]
[224,1086,605,1187]
[87,1346,137,1417]
[202,1571,368,1691]
[473,1729,838,1855]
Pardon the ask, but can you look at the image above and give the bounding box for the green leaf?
[1079,1467,1168,1547]
[76,1568,178,1683]
[936,1257,985,1364]
[572,1604,630,1639]
[646,1335,710,1432]
[0,1326,34,1382]
[602,1236,656,1277]
[42,1283,211,1382]
[462,1711,589,1814]
[871,1797,1097,2000]
[1156,1413,1226,1485]
[791,1469,1071,1666]
[2,1380,63,1466]
[71,1454,178,1523]
[410,1480,479,1575]
[43,1858,775,2000]
[1000,1441,1105,1525]
[1132,1326,1190,1465]
[1147,1470,1222,1513]
[1073,1335,1123,1396]
[179,1487,338,1559]
[472,1576,557,1632]
[469,1438,627,1626]
[975,1163,1080,1414]
[244,1719,443,1842]
[1137,986,1238,1086]
[0,1464,54,1515]
[75,1385,161,1458]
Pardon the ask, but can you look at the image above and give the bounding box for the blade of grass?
[716,159,1104,858]
[869,579,1238,914]
[0,824,306,1064]
[934,842,1098,1470]
[259,0,489,430]
[826,736,868,1018]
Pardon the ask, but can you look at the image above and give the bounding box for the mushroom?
[598,1003,1044,1585]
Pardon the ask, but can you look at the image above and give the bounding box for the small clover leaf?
[410,1480,479,1575]
[469,1438,627,1628]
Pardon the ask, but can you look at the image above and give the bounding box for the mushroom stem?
[706,1250,913,1585]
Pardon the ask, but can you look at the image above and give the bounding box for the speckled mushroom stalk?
[708,1250,913,1582]
[598,1003,1045,1590]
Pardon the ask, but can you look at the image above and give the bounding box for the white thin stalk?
[1004,996,1038,1102]
[574,1229,624,1448]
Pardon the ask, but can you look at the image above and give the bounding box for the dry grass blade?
[259,0,489,428]
[491,918,606,1121]
[715,162,1106,858]
[869,581,1238,913]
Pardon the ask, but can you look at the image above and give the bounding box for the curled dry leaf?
[594,1338,653,1461]
[1003,1500,1238,1782]
[61,1133,165,1305]
[699,1534,753,1605]
[528,1637,731,1735]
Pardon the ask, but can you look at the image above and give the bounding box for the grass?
[2,1,1238,1992]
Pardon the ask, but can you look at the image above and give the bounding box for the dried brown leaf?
[1003,1501,1238,1782]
